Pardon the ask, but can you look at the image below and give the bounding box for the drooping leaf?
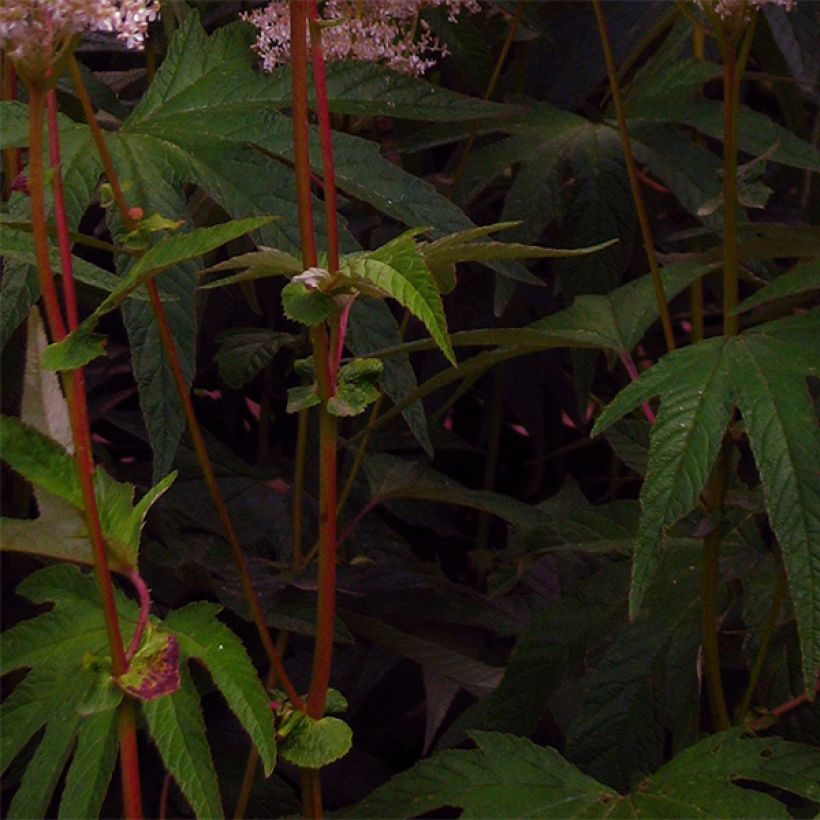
[142,664,222,820]
[592,310,820,682]
[163,602,277,776]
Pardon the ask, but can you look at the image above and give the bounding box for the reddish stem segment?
[618,350,655,425]
[35,80,142,817]
[126,570,151,661]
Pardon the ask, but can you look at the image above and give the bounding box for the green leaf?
[343,731,608,818]
[592,311,820,676]
[278,715,352,769]
[343,729,820,818]
[214,328,297,389]
[142,664,223,820]
[0,224,127,296]
[341,237,455,365]
[328,358,384,417]
[43,217,272,371]
[281,279,335,326]
[287,382,321,414]
[200,247,302,290]
[0,565,138,815]
[164,602,277,776]
[736,259,820,314]
[728,316,820,690]
[625,59,820,173]
[58,709,119,820]
[566,550,705,791]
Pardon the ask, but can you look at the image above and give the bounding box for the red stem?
[69,55,303,710]
[292,0,341,724]
[771,677,820,718]
[126,569,151,661]
[35,79,142,817]
[618,350,655,425]
[307,0,339,276]
[47,89,79,329]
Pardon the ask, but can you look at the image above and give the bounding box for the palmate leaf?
[1,565,276,818]
[343,729,820,819]
[736,258,820,314]
[593,310,820,688]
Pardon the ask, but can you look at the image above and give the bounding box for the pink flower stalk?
[244,0,480,76]
[1,0,158,76]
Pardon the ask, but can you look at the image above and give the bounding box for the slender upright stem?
[34,79,141,817]
[736,569,787,721]
[125,569,152,662]
[721,39,740,337]
[593,0,676,354]
[702,436,732,731]
[69,53,302,709]
[292,408,310,569]
[689,20,706,343]
[474,366,506,559]
[450,2,523,196]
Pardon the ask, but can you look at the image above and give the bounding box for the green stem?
[32,78,141,817]
[702,436,732,731]
[593,0,676,353]
[720,16,755,336]
[449,2,523,196]
[721,38,740,337]
[69,52,303,708]
[736,569,787,722]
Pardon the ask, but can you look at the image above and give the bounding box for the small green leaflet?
[592,309,820,692]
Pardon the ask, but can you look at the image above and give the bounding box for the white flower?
[244,0,480,77]
[1,0,158,71]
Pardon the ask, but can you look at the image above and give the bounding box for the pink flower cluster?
[696,0,795,19]
[1,0,158,66]
[244,0,480,77]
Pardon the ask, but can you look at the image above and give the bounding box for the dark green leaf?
[215,328,297,389]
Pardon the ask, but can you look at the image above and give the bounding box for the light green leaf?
[142,665,222,820]
[278,715,352,769]
[328,358,384,417]
[164,602,277,776]
[281,280,335,326]
[200,247,301,290]
[40,330,107,371]
[341,242,455,365]
[58,709,118,820]
[287,383,321,414]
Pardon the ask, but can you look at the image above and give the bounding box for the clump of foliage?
[1,0,818,818]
